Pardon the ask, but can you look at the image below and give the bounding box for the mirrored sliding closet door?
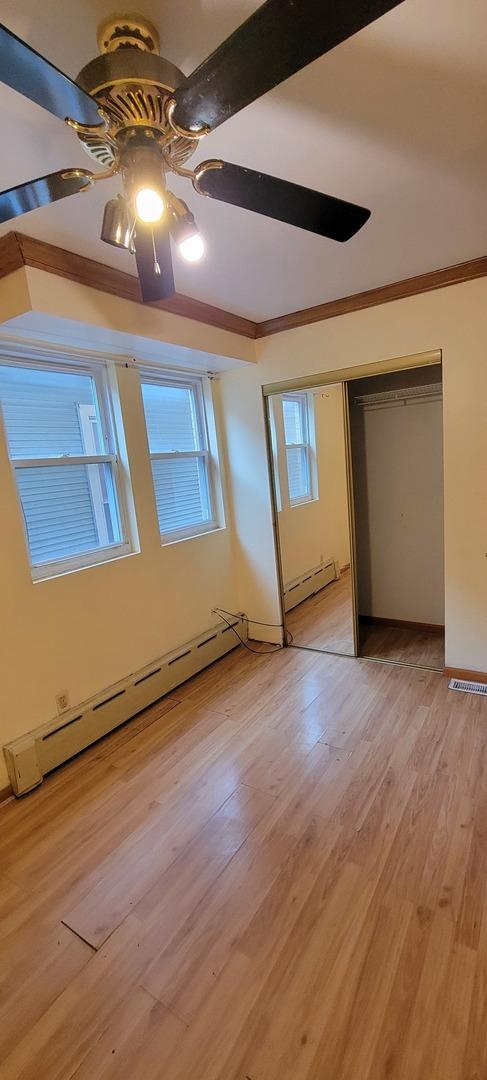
[267,382,356,657]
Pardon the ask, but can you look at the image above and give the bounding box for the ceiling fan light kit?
[0,0,405,302]
[100,194,133,250]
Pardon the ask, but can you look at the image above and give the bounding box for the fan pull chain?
[151,229,161,276]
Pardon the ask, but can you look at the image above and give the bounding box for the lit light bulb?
[135,187,165,224]
[179,232,205,262]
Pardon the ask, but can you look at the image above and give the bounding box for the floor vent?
[4,615,247,796]
[449,678,487,696]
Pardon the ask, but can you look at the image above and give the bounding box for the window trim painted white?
[0,353,133,581]
[138,367,221,544]
[281,391,316,508]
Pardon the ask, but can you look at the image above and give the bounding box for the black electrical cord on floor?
[212,606,293,654]
[214,606,284,629]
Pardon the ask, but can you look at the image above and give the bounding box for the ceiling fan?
[0,0,404,303]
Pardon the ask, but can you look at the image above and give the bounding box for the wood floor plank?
[64,782,274,948]
[0,920,93,1063]
[70,986,187,1080]
[142,812,343,1020]
[0,916,145,1080]
[392,912,467,1080]
[366,901,435,1080]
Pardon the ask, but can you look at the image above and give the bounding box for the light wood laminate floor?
[1,644,486,1079]
[360,619,445,670]
[286,570,355,654]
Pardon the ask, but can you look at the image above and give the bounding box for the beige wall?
[221,277,487,669]
[273,385,350,585]
[0,362,238,789]
[24,267,256,365]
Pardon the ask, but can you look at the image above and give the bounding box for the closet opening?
[347,363,444,671]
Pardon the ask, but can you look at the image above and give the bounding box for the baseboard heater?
[283,558,337,612]
[4,615,247,797]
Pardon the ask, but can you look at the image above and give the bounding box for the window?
[282,392,313,504]
[0,358,131,579]
[140,371,218,541]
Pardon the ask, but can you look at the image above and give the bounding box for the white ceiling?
[1,0,487,322]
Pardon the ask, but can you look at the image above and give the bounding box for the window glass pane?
[282,396,305,445]
[141,382,200,453]
[0,364,104,458]
[15,463,121,566]
[151,456,210,535]
[286,446,310,502]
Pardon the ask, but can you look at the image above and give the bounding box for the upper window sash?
[282,393,309,446]
[0,354,116,458]
[140,371,209,454]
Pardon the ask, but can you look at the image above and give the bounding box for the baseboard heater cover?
[4,615,247,797]
[283,559,337,613]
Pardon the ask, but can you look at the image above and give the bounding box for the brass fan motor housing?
[75,18,196,170]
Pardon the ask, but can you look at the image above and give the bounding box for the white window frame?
[281,391,315,507]
[139,368,220,544]
[0,354,133,580]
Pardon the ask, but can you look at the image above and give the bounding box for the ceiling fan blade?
[0,22,101,125]
[134,222,175,303]
[0,169,93,224]
[171,0,405,132]
[196,162,370,242]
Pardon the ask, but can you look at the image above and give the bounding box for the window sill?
[160,522,225,548]
[32,544,135,583]
[288,494,317,509]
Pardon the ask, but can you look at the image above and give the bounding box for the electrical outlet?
[56,691,69,714]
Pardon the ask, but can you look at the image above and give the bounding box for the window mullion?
[149,450,206,461]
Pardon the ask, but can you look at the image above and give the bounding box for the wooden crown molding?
[0,232,26,278]
[255,253,487,337]
[0,232,257,340]
[2,231,487,342]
